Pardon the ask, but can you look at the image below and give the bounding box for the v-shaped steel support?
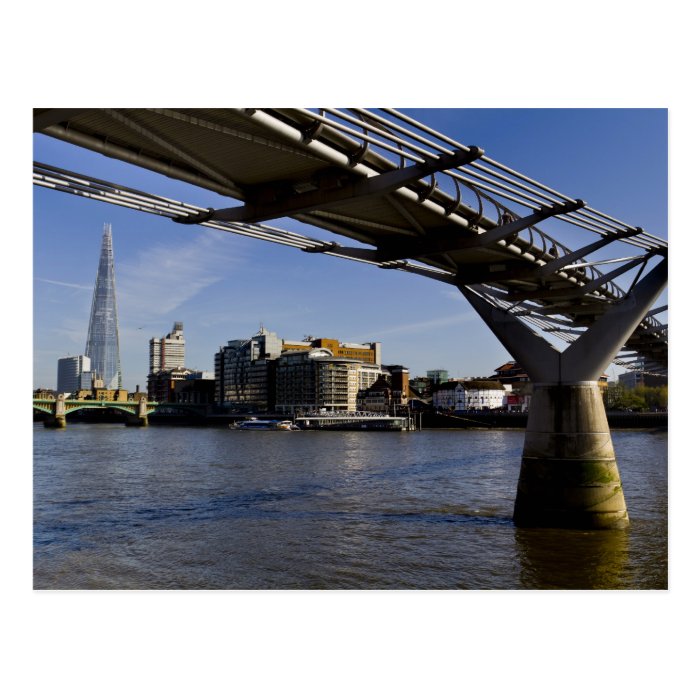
[558,257,667,381]
[461,257,667,383]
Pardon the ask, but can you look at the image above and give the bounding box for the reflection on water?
[33,424,667,590]
[515,528,631,589]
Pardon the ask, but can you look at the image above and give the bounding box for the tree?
[608,385,668,411]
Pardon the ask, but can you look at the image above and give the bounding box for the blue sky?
[33,109,668,391]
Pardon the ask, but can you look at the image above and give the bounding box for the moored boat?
[294,411,408,431]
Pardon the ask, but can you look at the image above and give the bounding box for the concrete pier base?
[44,397,67,429]
[125,396,149,426]
[513,382,629,530]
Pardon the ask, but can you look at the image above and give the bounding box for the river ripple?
[33,424,667,589]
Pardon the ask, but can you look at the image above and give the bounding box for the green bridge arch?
[33,399,210,419]
[32,399,159,417]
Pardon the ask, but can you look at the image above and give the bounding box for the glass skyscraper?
[85,223,122,389]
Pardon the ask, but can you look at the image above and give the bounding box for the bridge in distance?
[33,108,668,529]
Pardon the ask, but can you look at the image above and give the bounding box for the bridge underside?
[34,108,668,528]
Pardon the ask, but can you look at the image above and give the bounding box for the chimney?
[391,366,410,401]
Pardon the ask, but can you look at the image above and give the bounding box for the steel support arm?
[174,147,484,225]
[475,199,586,248]
[534,228,643,279]
[559,258,668,382]
[559,254,653,298]
[303,243,378,262]
[461,287,562,383]
[373,199,587,262]
[503,253,654,303]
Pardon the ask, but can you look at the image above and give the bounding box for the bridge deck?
[33,108,667,373]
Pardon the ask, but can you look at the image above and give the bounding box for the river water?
[33,424,667,589]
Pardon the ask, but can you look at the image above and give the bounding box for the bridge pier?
[462,258,667,529]
[514,382,628,528]
[44,396,67,429]
[125,396,149,427]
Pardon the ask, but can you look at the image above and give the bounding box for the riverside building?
[490,360,609,411]
[275,348,382,414]
[214,327,381,412]
[433,380,506,412]
[359,366,411,413]
[148,367,193,403]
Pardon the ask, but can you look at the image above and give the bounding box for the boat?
[229,418,299,431]
[294,411,408,431]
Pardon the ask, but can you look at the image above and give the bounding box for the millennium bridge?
[33,108,668,529]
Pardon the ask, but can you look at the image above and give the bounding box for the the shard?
[85,223,122,389]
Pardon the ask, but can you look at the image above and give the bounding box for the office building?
[148,322,186,399]
[56,355,92,395]
[149,321,185,374]
[215,327,284,410]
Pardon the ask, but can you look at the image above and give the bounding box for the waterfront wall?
[422,411,667,430]
[33,408,667,429]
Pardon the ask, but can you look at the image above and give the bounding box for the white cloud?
[35,278,93,291]
[362,311,478,338]
[116,230,244,321]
